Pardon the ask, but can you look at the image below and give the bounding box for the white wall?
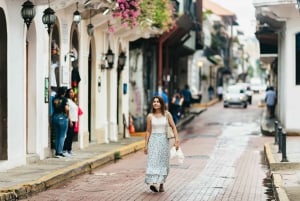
[280,18,300,132]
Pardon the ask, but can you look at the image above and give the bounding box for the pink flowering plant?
[108,0,175,32]
[112,0,140,28]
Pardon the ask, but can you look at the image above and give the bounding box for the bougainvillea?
[112,0,141,28]
[109,0,175,32]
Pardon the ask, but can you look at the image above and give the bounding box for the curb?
[0,141,145,200]
[272,173,290,201]
[0,106,208,200]
[264,143,290,201]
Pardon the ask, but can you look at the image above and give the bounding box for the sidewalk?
[263,110,300,201]
[0,104,209,200]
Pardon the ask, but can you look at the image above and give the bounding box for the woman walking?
[144,96,180,192]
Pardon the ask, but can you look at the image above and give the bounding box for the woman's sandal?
[150,184,159,192]
[159,184,164,192]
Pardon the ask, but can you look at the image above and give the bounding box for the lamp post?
[21,0,36,29]
[42,1,56,34]
[116,52,127,134]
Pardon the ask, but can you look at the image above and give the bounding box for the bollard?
[277,126,282,153]
[274,121,279,145]
[281,129,289,162]
[123,114,127,139]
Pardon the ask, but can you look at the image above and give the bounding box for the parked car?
[190,87,202,103]
[223,85,248,108]
[251,83,267,93]
[250,78,267,93]
[235,82,253,104]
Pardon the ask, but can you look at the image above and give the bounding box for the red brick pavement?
[24,101,275,201]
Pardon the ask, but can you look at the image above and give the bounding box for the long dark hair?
[56,87,67,97]
[151,96,166,115]
[65,88,73,99]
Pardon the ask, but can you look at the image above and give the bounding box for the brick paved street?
[24,94,275,201]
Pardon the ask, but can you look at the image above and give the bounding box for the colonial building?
[254,0,300,134]
[0,0,160,171]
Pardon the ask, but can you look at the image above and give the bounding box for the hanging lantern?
[42,4,56,34]
[87,9,94,36]
[118,52,126,71]
[106,48,115,69]
[21,0,36,29]
[73,2,81,25]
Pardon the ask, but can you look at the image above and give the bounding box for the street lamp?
[106,48,115,69]
[42,0,56,34]
[87,9,94,36]
[21,0,36,29]
[118,52,126,71]
[100,49,115,70]
[73,2,81,25]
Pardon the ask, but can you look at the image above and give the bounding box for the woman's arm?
[167,111,180,148]
[144,114,152,154]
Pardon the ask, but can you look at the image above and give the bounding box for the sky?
[210,0,257,37]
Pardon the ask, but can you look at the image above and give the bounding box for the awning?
[203,47,222,65]
[163,13,193,47]
[175,45,195,57]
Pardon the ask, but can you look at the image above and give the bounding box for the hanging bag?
[170,146,185,164]
[166,112,175,139]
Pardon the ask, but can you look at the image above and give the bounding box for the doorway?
[0,8,7,160]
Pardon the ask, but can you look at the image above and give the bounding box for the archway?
[50,23,61,149]
[70,26,80,142]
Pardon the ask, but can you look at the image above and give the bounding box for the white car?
[223,85,248,108]
[235,82,253,104]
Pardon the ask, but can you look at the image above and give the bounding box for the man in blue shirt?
[181,84,192,114]
[265,86,276,118]
[154,86,169,110]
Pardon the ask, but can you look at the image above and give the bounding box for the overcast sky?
[210,0,257,37]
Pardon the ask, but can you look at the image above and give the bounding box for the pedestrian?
[181,84,192,114]
[208,85,214,100]
[170,92,184,124]
[63,88,81,156]
[217,85,223,101]
[207,85,215,100]
[52,87,69,158]
[154,86,169,110]
[265,86,276,118]
[144,96,179,193]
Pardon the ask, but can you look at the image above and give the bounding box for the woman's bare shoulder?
[147,113,153,119]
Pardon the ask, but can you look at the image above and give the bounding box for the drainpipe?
[158,26,178,87]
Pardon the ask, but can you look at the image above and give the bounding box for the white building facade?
[254,0,300,134]
[0,0,156,171]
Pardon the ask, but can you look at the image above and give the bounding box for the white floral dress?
[145,114,170,185]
